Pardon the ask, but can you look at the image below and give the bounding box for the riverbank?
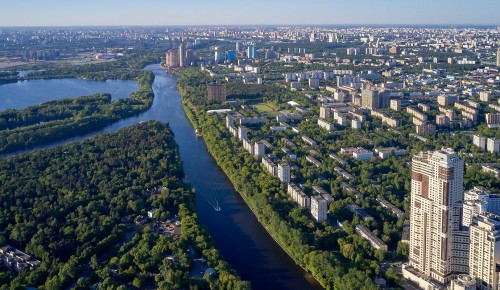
[179,86,327,288]
[175,68,381,290]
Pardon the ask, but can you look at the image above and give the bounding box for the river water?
[0,78,138,111]
[1,64,322,290]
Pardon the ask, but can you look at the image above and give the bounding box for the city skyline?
[1,0,500,27]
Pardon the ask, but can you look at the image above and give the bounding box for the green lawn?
[253,103,275,112]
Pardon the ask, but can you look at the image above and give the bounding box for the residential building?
[319,106,330,119]
[311,195,328,222]
[309,78,319,89]
[318,118,334,131]
[238,126,247,140]
[0,246,41,273]
[487,138,500,153]
[479,91,491,103]
[436,115,450,126]
[469,213,500,290]
[497,48,500,67]
[226,115,234,128]
[278,163,291,183]
[254,141,265,157]
[390,99,401,111]
[355,225,388,251]
[166,49,180,68]
[178,44,186,67]
[352,119,362,129]
[207,83,227,102]
[416,123,436,135]
[473,135,487,150]
[409,149,466,284]
[262,156,277,176]
[486,113,500,128]
[449,275,477,290]
[353,148,373,160]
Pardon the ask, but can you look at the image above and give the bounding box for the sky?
[0,0,499,27]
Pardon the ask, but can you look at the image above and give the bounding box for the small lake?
[0,78,138,111]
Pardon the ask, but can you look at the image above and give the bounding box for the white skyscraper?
[469,213,500,290]
[408,149,466,284]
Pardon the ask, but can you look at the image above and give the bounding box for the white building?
[352,119,362,129]
[409,149,466,284]
[390,99,401,111]
[318,118,334,131]
[469,213,500,290]
[487,138,500,153]
[353,148,373,161]
[238,126,248,140]
[473,135,487,151]
[311,195,328,223]
[450,274,477,290]
[254,141,265,157]
[278,163,291,183]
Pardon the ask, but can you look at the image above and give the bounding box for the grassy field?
[253,103,275,112]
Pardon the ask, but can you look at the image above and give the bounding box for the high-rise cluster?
[404,149,500,290]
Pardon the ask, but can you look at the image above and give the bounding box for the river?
[1,64,322,290]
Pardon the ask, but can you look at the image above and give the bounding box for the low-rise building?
[302,136,317,146]
[341,182,363,199]
[0,246,41,273]
[347,203,373,221]
[374,147,406,159]
[355,225,388,251]
[353,148,373,161]
[329,153,347,165]
[306,156,323,168]
[376,197,405,218]
[318,118,334,131]
[416,123,436,135]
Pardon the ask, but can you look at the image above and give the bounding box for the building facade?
[409,149,466,284]
[469,213,500,290]
[207,83,227,102]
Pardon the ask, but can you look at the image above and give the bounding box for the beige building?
[390,99,401,111]
[469,213,500,290]
[409,149,466,284]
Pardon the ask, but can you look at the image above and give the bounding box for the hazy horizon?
[1,0,499,27]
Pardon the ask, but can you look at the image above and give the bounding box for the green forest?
[0,121,248,290]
